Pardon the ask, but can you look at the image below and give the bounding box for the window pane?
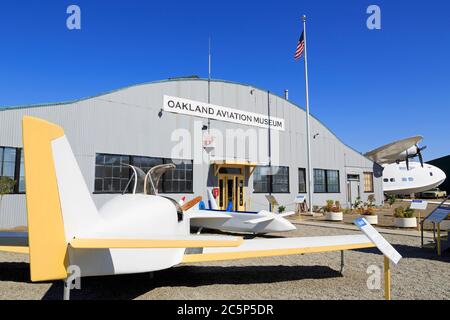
[314,169,326,193]
[253,166,270,193]
[326,170,340,193]
[161,159,193,193]
[94,153,131,193]
[298,168,306,193]
[364,172,374,192]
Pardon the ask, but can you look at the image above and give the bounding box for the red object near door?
[213,188,219,199]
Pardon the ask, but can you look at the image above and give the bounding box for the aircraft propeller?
[404,145,427,170]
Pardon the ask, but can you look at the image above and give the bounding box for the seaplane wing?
[183,234,374,263]
[365,136,423,163]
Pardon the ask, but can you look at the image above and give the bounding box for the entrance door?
[347,174,361,207]
[218,174,246,211]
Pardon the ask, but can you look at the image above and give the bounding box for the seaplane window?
[430,172,434,176]
[390,178,395,182]
[408,177,414,182]
[383,178,389,183]
[402,178,408,182]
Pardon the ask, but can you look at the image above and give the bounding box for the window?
[0,146,23,194]
[253,166,290,194]
[408,177,414,182]
[364,172,374,193]
[95,154,131,193]
[94,153,193,194]
[162,159,193,193]
[298,168,307,193]
[390,178,395,182]
[253,167,271,193]
[383,178,389,183]
[314,169,340,193]
[402,178,408,182]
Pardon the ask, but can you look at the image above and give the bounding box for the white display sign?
[354,218,402,265]
[294,195,306,204]
[163,95,286,131]
[410,200,428,211]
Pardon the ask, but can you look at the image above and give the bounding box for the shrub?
[278,205,286,214]
[404,208,415,218]
[388,195,396,207]
[367,195,376,207]
[353,197,363,210]
[394,206,405,218]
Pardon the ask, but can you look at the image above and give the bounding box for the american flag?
[294,31,305,60]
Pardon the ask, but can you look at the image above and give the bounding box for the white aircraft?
[0,116,379,300]
[365,136,446,195]
[187,190,296,235]
[123,164,296,235]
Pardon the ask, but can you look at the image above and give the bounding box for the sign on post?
[294,195,306,204]
[410,200,428,211]
[354,218,402,265]
[426,204,450,224]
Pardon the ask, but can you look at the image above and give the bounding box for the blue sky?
[0,0,448,160]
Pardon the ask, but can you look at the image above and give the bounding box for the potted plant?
[361,206,378,225]
[323,200,343,221]
[394,206,417,228]
[360,195,378,224]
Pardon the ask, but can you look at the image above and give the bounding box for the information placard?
[410,200,428,211]
[354,218,402,265]
[426,204,450,224]
[294,195,306,204]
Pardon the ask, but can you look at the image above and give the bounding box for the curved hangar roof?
[0,77,371,162]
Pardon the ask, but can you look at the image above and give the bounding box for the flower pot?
[440,220,450,230]
[325,212,343,221]
[394,217,417,228]
[361,215,378,225]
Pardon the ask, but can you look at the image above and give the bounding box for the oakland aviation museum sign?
[163,95,286,131]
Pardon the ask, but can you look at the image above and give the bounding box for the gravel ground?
[0,224,448,300]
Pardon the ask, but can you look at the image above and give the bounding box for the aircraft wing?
[244,211,295,224]
[365,136,422,163]
[69,235,243,249]
[185,210,232,220]
[182,234,374,263]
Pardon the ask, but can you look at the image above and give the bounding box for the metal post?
[63,279,71,301]
[302,15,314,215]
[340,250,345,274]
[384,256,391,301]
[437,223,441,256]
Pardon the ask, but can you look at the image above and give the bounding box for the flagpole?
[302,15,314,215]
[207,36,211,133]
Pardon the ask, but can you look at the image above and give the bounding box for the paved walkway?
[291,219,437,239]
